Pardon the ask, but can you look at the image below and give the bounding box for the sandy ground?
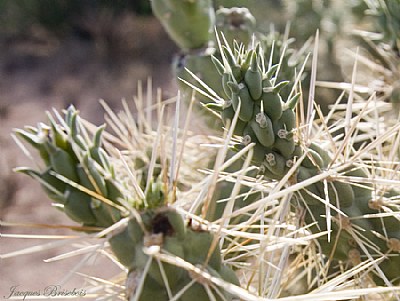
[0,14,179,299]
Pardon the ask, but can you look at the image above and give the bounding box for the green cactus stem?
[116,207,239,300]
[151,0,215,51]
[15,105,240,300]
[204,40,400,285]
[14,106,128,229]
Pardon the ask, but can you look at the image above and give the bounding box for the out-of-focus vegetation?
[0,0,152,37]
[0,0,290,39]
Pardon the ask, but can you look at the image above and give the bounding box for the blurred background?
[0,0,370,296]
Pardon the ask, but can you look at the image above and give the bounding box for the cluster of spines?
[303,169,400,285]
[210,40,400,285]
[211,42,301,179]
[15,106,239,300]
[259,31,305,100]
[109,207,239,301]
[14,106,126,228]
[171,5,260,118]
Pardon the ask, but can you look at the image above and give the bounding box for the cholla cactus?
[14,106,127,228]
[210,40,301,173]
[6,2,400,301]
[11,95,240,300]
[203,38,400,286]
[122,208,239,301]
[157,2,262,126]
[259,31,308,100]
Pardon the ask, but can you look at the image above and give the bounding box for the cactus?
[121,207,238,300]
[7,2,400,300]
[210,41,300,167]
[201,38,400,286]
[81,1,400,290]
[14,106,127,228]
[150,1,218,109]
[157,2,265,129]
[12,99,240,300]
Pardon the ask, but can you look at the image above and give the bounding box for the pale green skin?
[151,0,215,51]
